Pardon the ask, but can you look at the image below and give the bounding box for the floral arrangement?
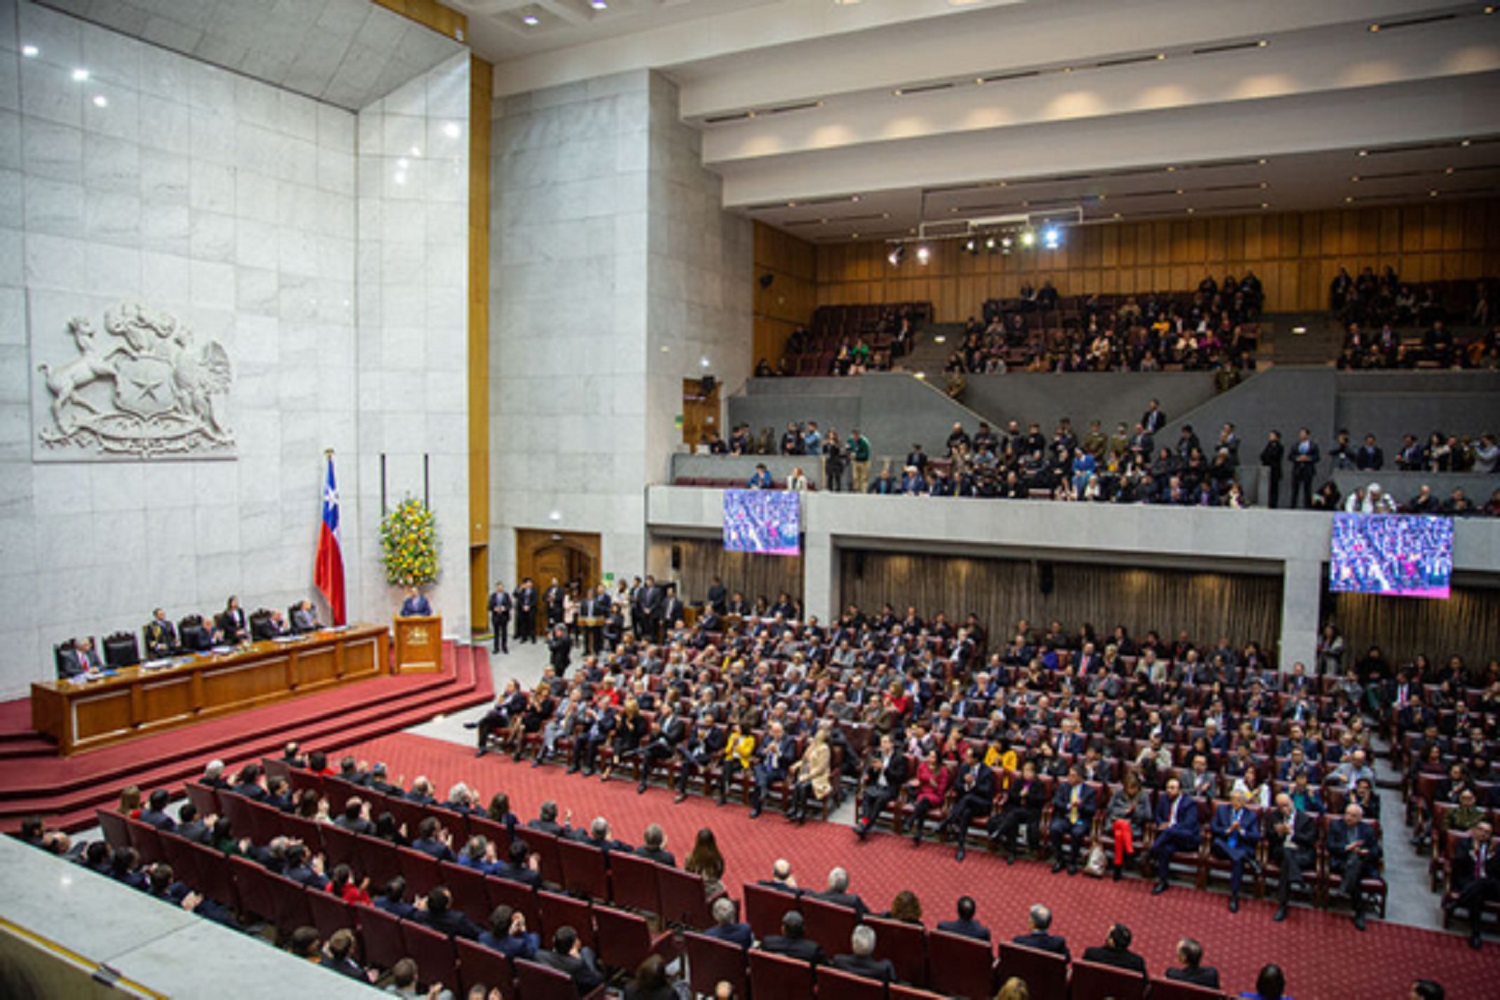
[380,497,439,586]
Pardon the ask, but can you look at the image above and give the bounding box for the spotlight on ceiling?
[1019,229,1036,248]
[962,237,979,255]
[887,244,906,267]
[915,244,932,265]
[984,236,998,254]
[1042,227,1061,249]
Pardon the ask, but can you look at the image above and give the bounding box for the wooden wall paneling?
[372,0,467,41]
[468,55,493,635]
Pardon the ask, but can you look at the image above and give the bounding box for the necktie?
[1169,798,1179,827]
[1478,845,1488,870]
[1069,786,1080,824]
[1229,809,1240,848]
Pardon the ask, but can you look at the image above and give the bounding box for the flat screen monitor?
[1329,512,1453,599]
[723,489,801,556]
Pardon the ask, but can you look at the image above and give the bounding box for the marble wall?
[489,70,750,586]
[0,1,471,698]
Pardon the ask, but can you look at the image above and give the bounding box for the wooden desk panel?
[30,625,390,755]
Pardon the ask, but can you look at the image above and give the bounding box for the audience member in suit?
[937,744,994,861]
[1446,820,1500,949]
[376,877,418,920]
[138,789,176,831]
[1082,922,1147,976]
[760,911,825,964]
[749,722,796,819]
[514,578,538,643]
[1049,765,1097,875]
[410,816,456,862]
[535,925,605,992]
[1150,777,1202,894]
[290,600,321,633]
[832,924,896,982]
[174,802,211,845]
[574,816,632,855]
[218,596,248,644]
[528,800,572,838]
[399,587,433,617]
[703,896,753,949]
[143,609,178,657]
[232,764,269,803]
[282,843,329,890]
[634,824,676,867]
[1165,937,1221,989]
[333,797,376,836]
[815,866,870,917]
[623,954,680,1000]
[479,905,540,960]
[321,929,367,983]
[855,733,908,839]
[1269,793,1318,922]
[487,582,512,654]
[1013,903,1069,959]
[988,760,1048,862]
[1327,802,1382,931]
[496,839,543,888]
[1210,787,1261,912]
[757,858,800,895]
[60,638,104,679]
[418,886,482,940]
[937,895,991,941]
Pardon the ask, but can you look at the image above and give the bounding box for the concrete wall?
[671,453,823,488]
[646,485,1500,672]
[960,370,1220,439]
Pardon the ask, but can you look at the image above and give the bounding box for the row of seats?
[54,606,313,672]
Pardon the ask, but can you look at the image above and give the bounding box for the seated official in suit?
[815,866,870,917]
[1210,787,1261,912]
[1082,922,1147,976]
[704,896,753,949]
[400,586,432,617]
[1165,937,1221,989]
[937,895,991,941]
[218,596,248,644]
[143,609,178,658]
[1445,819,1500,949]
[417,886,482,940]
[761,911,826,964]
[479,905,541,961]
[832,925,896,982]
[1150,777,1202,894]
[58,637,103,679]
[290,599,321,633]
[535,925,605,993]
[1013,903,1069,959]
[1327,802,1382,931]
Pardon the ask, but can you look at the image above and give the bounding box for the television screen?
[1330,513,1453,599]
[723,489,801,556]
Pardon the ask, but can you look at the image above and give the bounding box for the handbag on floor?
[1084,843,1108,878]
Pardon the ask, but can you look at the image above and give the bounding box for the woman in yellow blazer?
[718,722,756,806]
[787,724,832,825]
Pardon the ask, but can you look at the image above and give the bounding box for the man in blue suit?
[1210,787,1261,912]
[1150,777,1202,895]
[704,897,753,948]
[1327,802,1382,931]
[1048,765,1096,875]
[937,895,991,941]
[400,586,432,617]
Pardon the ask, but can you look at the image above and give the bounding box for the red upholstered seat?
[927,928,994,999]
[1071,957,1147,1000]
[1149,975,1232,999]
[556,837,610,900]
[401,919,459,994]
[799,895,860,963]
[592,903,675,973]
[356,903,406,971]
[456,937,516,999]
[307,889,359,947]
[485,874,542,932]
[996,941,1066,1000]
[515,957,606,1000]
[816,964,888,1000]
[748,949,815,997]
[538,889,595,950]
[864,914,927,987]
[744,882,798,942]
[682,932,749,999]
[397,846,444,898]
[439,861,493,924]
[607,850,662,916]
[658,864,718,929]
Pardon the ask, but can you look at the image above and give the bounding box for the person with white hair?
[832,924,896,981]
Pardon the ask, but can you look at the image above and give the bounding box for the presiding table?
[30,624,389,755]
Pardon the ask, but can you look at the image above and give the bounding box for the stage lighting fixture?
[984,236,998,253]
[963,238,978,255]
[915,244,932,265]
[887,245,906,266]
[1020,229,1036,247]
[1042,227,1061,249]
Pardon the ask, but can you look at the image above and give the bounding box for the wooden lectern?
[393,615,442,673]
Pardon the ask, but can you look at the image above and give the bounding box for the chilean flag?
[315,454,346,625]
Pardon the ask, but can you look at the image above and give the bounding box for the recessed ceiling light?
[1113,213,1122,219]
[521,14,540,26]
[1357,149,1369,157]
[21,44,38,57]
[1260,203,1270,209]
[590,0,608,9]
[1165,166,1176,172]
[892,89,904,96]
[1351,175,1360,182]
[443,122,461,139]
[1429,190,1439,197]
[1186,207,1195,214]
[1460,138,1472,146]
[1368,23,1381,32]
[1257,158,1268,165]
[1175,189,1184,195]
[1257,40,1268,47]
[71,68,89,82]
[851,195,860,202]
[92,94,107,108]
[1345,196,1355,203]
[1156,54,1166,60]
[850,232,859,238]
[1258,181,1268,189]
[1445,166,1455,174]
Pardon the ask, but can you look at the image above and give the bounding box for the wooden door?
[514,529,602,637]
[682,377,721,452]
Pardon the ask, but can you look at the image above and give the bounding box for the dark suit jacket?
[1051,781,1097,823]
[536,947,605,992]
[816,890,870,917]
[936,918,990,941]
[832,954,896,982]
[761,936,824,964]
[635,846,676,867]
[705,922,753,949]
[1326,819,1382,868]
[1453,837,1500,889]
[400,596,433,617]
[420,907,483,941]
[1154,793,1201,838]
[1166,965,1221,988]
[1082,944,1146,975]
[1013,931,1069,960]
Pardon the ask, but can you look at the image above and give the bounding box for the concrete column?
[802,497,837,623]
[1278,558,1323,672]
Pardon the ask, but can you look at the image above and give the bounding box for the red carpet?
[340,730,1498,1000]
[0,643,492,832]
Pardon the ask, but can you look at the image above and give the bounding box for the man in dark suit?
[1150,777,1202,895]
[418,886,483,940]
[376,877,418,919]
[1260,430,1285,509]
[1327,802,1382,931]
[547,624,572,678]
[705,577,728,616]
[1165,937,1220,989]
[399,586,432,617]
[232,763,269,802]
[988,760,1049,862]
[674,714,725,803]
[855,733,907,839]
[1049,765,1097,875]
[815,867,870,917]
[476,680,528,757]
[750,721,796,819]
[410,816,456,862]
[282,843,329,890]
[1289,427,1320,508]
[1210,788,1260,912]
[1446,820,1500,949]
[174,802,212,845]
[760,911,825,964]
[479,905,540,960]
[61,638,104,679]
[635,700,687,794]
[138,790,176,831]
[1142,399,1166,434]
[527,800,572,837]
[638,575,665,644]
[495,840,543,888]
[938,744,994,861]
[704,896,753,949]
[1357,434,1385,471]
[144,609,178,657]
[757,859,800,895]
[1082,923,1147,976]
[1269,792,1318,922]
[661,584,686,633]
[937,895,990,941]
[635,824,675,867]
[515,578,538,643]
[1013,903,1068,959]
[218,596,248,643]
[832,925,896,982]
[573,816,631,856]
[334,797,376,836]
[543,578,565,630]
[487,582,512,654]
[289,600,320,633]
